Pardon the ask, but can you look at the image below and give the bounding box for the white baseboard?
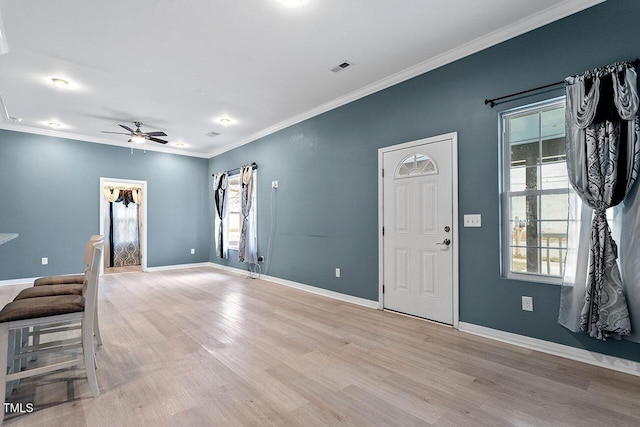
[146,262,214,272]
[0,277,41,286]
[458,322,640,377]
[208,262,379,309]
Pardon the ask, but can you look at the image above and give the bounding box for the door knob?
[436,238,451,245]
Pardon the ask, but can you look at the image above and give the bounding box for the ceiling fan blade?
[145,131,167,137]
[118,124,135,133]
[148,136,169,144]
[101,131,130,135]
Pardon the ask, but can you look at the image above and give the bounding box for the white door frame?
[99,177,148,275]
[378,132,459,328]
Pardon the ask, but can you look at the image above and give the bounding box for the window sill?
[505,271,563,285]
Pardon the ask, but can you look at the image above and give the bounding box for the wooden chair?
[0,242,103,422]
[33,235,103,286]
[21,235,104,347]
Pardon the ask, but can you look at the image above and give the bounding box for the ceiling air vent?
[205,131,221,138]
[331,61,353,73]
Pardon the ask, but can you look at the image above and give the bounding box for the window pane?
[509,167,525,191]
[511,247,527,273]
[541,137,566,163]
[540,248,566,276]
[539,223,567,246]
[541,108,565,138]
[541,194,568,220]
[540,162,568,190]
[511,141,539,167]
[510,113,540,142]
[509,196,526,223]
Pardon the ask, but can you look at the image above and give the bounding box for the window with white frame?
[226,171,256,250]
[501,97,569,283]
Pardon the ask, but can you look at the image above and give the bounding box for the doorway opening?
[99,178,148,275]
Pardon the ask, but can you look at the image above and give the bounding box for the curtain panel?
[238,164,257,263]
[213,172,228,259]
[102,186,143,268]
[560,62,640,340]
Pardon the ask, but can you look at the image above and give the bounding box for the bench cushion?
[14,284,84,300]
[34,274,85,286]
[0,295,85,323]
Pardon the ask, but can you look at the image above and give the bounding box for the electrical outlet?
[335,268,341,278]
[41,257,48,265]
[190,248,195,255]
[522,296,533,312]
[463,214,482,227]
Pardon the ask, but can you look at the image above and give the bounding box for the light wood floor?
[2,267,640,426]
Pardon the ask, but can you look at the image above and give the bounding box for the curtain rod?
[212,162,257,177]
[484,58,640,108]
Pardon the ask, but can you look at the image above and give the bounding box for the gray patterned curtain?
[562,61,640,340]
[238,164,257,263]
[213,172,228,259]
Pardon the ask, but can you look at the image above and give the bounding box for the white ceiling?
[0,0,602,158]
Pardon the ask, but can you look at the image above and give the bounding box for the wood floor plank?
[1,267,640,426]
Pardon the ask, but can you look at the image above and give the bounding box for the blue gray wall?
[210,0,640,361]
[0,130,210,279]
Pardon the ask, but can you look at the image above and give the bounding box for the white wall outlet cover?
[41,257,48,265]
[335,268,341,278]
[191,248,195,254]
[522,296,533,312]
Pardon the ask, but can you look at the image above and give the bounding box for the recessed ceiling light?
[51,78,69,88]
[175,142,186,148]
[48,121,61,128]
[9,116,22,122]
[218,117,233,125]
[280,0,307,6]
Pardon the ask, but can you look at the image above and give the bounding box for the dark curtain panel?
[213,172,228,258]
[563,62,640,340]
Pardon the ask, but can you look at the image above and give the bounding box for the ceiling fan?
[101,121,169,144]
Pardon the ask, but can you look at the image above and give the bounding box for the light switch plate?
[464,214,482,227]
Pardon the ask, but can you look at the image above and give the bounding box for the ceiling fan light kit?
[101,121,169,154]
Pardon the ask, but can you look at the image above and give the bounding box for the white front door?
[381,136,454,324]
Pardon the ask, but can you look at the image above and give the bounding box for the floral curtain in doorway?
[103,187,142,268]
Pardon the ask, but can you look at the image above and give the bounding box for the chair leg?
[0,324,10,424]
[32,326,40,361]
[94,307,102,347]
[82,322,99,397]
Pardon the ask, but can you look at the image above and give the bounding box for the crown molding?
[0,8,9,55]
[207,0,605,158]
[0,122,210,159]
[0,90,9,121]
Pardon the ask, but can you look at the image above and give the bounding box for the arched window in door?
[395,153,438,178]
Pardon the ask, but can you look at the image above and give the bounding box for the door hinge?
[382,168,384,178]
[382,226,385,236]
[382,284,385,294]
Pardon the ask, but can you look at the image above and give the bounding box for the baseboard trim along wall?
[208,262,379,309]
[0,276,42,286]
[146,262,213,272]
[458,322,640,378]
